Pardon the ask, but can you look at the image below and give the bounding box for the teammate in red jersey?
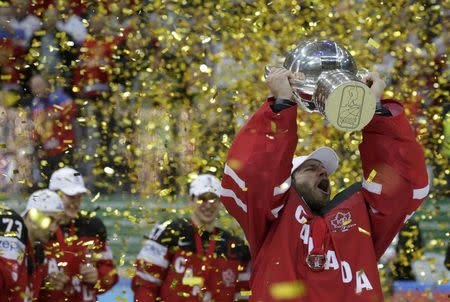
[0,189,64,302]
[38,167,118,302]
[220,66,429,302]
[132,174,251,302]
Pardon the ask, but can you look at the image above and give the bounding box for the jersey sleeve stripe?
[273,176,291,196]
[135,270,163,285]
[362,177,382,195]
[221,186,248,213]
[224,164,246,190]
[271,205,285,218]
[413,184,429,199]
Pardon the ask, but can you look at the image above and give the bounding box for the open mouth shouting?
[317,178,330,196]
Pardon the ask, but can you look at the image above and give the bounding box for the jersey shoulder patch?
[0,207,27,261]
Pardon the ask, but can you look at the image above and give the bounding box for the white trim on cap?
[413,184,429,200]
[273,176,291,196]
[220,186,247,213]
[135,271,162,285]
[224,164,246,190]
[362,177,382,195]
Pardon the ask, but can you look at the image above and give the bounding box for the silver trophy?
[266,40,376,131]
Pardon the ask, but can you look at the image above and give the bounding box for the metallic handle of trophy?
[356,69,373,87]
[264,65,319,113]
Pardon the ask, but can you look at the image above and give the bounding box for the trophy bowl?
[265,39,376,131]
[283,39,358,111]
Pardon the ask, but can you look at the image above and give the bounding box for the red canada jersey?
[0,207,28,302]
[30,89,77,157]
[220,98,429,302]
[132,218,251,302]
[37,214,118,302]
[0,37,27,91]
[0,207,48,302]
[72,37,115,97]
[72,32,129,97]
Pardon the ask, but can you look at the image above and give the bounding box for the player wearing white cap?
[132,174,250,302]
[41,167,118,302]
[0,189,64,302]
[220,68,429,301]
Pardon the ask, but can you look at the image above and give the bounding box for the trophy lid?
[283,40,357,96]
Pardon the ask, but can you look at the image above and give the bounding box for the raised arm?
[359,75,429,259]
[221,69,302,258]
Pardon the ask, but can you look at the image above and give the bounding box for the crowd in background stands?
[0,0,448,197]
[0,0,153,194]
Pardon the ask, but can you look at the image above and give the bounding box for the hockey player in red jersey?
[220,63,429,300]
[0,189,64,302]
[132,174,251,302]
[39,167,119,302]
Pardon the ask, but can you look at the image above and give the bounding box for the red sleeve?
[59,97,77,123]
[131,221,174,302]
[0,247,25,295]
[0,210,28,301]
[359,99,429,259]
[221,98,298,258]
[92,241,119,293]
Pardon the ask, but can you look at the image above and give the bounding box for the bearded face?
[292,159,330,213]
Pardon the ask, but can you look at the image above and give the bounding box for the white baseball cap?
[189,174,221,197]
[49,167,87,196]
[291,147,339,176]
[24,189,64,214]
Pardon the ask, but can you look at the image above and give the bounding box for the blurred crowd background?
[0,0,448,299]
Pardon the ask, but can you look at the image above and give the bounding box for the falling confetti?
[366,170,377,183]
[0,0,447,299]
[270,280,305,300]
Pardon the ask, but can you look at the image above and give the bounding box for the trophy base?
[324,81,376,131]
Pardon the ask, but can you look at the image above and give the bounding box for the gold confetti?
[1,2,446,298]
[182,277,204,287]
[366,170,377,183]
[270,281,305,299]
[91,192,101,203]
[367,38,380,49]
[358,227,371,236]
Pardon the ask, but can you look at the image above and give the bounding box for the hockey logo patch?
[330,211,355,232]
